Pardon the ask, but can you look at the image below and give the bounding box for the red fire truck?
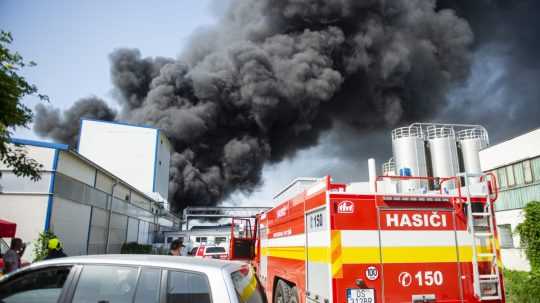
[229,124,505,303]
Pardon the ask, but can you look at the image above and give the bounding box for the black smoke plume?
[34,97,117,148]
[35,0,476,212]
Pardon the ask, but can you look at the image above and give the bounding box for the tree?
[0,30,47,181]
[509,201,540,302]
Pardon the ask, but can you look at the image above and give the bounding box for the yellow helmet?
[48,238,62,250]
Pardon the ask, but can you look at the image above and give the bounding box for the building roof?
[10,137,69,150]
[80,118,159,131]
[480,127,540,171]
[8,137,176,218]
[191,224,232,230]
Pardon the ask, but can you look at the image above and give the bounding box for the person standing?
[2,238,24,274]
[44,238,67,260]
[169,239,184,256]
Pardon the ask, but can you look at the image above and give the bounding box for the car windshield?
[205,247,225,254]
[231,267,266,303]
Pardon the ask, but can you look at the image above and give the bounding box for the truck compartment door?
[305,207,331,302]
[378,208,463,302]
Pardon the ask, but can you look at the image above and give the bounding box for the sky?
[1,0,217,138]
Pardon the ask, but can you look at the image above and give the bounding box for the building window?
[215,237,226,244]
[532,157,540,182]
[506,165,515,187]
[498,224,514,249]
[497,167,507,189]
[523,160,534,184]
[513,162,525,185]
[195,237,207,243]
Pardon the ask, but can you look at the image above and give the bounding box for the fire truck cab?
[229,123,505,303]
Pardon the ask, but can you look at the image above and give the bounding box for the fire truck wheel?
[289,287,299,303]
[274,280,291,303]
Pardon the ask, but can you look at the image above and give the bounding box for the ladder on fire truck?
[461,172,502,301]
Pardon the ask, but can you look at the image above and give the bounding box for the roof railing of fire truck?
[375,175,464,205]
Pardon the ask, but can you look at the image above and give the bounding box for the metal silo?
[391,125,428,193]
[426,126,460,192]
[457,127,489,184]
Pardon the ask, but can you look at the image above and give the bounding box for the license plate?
[347,288,375,303]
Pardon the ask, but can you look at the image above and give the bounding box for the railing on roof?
[182,206,272,230]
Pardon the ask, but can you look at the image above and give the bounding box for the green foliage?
[0,30,46,181]
[516,201,540,270]
[504,269,540,303]
[121,242,153,254]
[506,201,540,302]
[32,231,57,262]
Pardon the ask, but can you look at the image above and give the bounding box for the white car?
[0,254,266,303]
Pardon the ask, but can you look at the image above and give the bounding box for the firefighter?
[44,237,67,260]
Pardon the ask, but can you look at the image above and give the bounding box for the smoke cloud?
[34,97,117,148]
[437,0,540,142]
[35,0,477,211]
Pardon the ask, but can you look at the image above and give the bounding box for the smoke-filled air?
[33,0,540,212]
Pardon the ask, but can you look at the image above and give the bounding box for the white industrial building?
[0,120,179,261]
[78,119,172,210]
[163,224,233,253]
[480,127,540,271]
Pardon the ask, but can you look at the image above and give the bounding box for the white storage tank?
[457,127,489,183]
[391,125,428,193]
[427,126,460,191]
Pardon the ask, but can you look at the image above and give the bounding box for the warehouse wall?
[155,132,171,204]
[0,144,56,171]
[107,213,128,253]
[0,143,56,261]
[88,207,109,254]
[1,140,178,260]
[50,197,91,256]
[95,171,114,194]
[495,209,531,271]
[0,194,48,261]
[78,119,157,194]
[57,151,95,186]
